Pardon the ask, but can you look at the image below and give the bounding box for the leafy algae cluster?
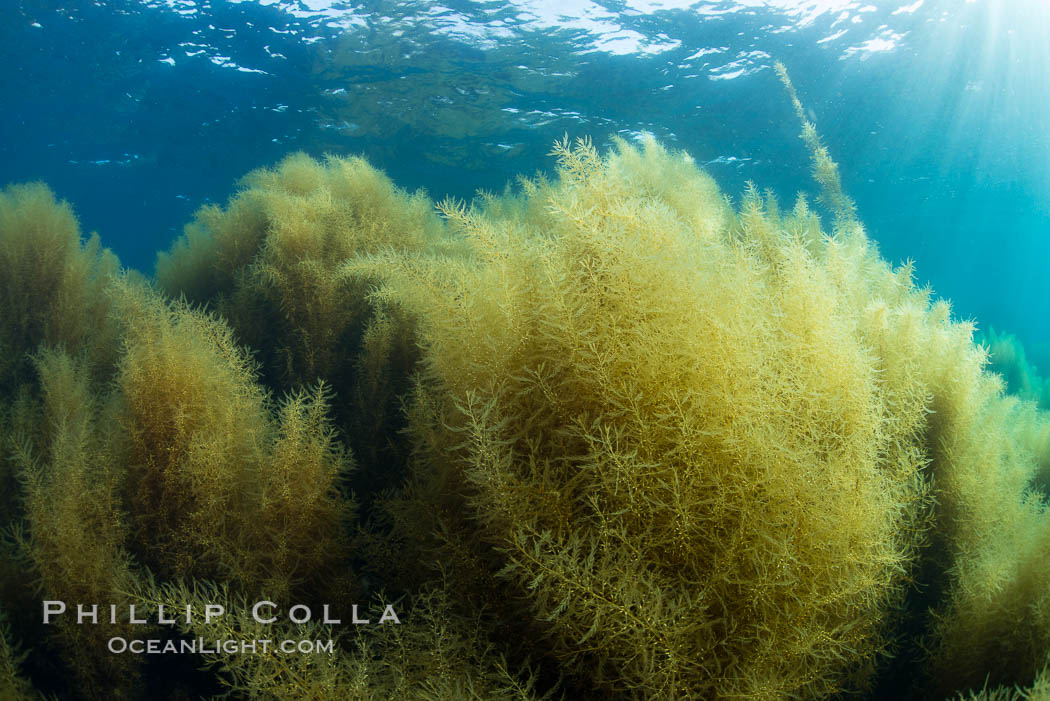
[981,328,1050,411]
[1,66,1050,700]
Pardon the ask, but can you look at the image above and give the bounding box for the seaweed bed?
[1,65,1049,701]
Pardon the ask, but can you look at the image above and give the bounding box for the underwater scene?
[2,0,1050,699]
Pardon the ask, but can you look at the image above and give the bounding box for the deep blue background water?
[3,0,1048,362]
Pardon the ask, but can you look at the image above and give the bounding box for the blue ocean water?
[3,0,1048,359]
